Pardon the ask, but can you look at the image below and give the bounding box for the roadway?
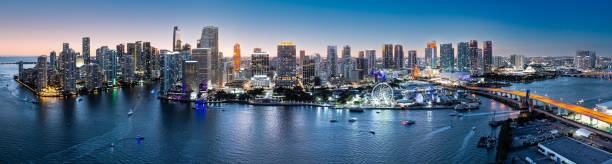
[466,86,612,124]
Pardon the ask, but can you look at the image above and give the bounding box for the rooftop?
[539,137,612,164]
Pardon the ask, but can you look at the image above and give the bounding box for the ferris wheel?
[371,83,394,106]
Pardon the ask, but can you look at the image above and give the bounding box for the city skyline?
[1,0,611,57]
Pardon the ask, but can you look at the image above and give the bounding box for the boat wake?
[460,130,475,151]
[424,125,452,139]
[36,122,132,162]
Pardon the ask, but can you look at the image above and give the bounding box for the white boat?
[455,102,479,110]
[578,99,584,104]
[128,109,134,116]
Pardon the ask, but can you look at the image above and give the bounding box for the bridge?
[465,86,612,138]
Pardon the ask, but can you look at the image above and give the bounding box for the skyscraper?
[103,50,117,86]
[510,54,524,70]
[82,37,90,65]
[366,50,376,73]
[440,43,454,72]
[382,44,393,69]
[425,41,437,69]
[302,56,316,89]
[173,26,182,51]
[483,41,493,73]
[299,50,306,68]
[407,50,417,71]
[192,48,212,91]
[49,51,57,71]
[143,42,153,79]
[234,43,240,71]
[60,43,76,94]
[469,40,480,75]
[327,45,338,78]
[199,26,219,87]
[357,51,367,81]
[251,51,270,88]
[37,55,47,91]
[182,60,198,97]
[277,42,297,88]
[341,45,351,82]
[394,45,404,69]
[457,42,469,72]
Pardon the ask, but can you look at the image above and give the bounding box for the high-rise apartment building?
[192,48,212,91]
[36,55,47,91]
[277,42,297,88]
[483,41,493,73]
[407,50,417,70]
[425,41,437,69]
[394,45,404,69]
[327,45,338,78]
[457,42,469,72]
[510,54,524,70]
[440,43,454,72]
[251,51,270,88]
[382,44,393,69]
[341,45,351,82]
[60,43,76,94]
[234,44,240,71]
[366,50,376,73]
[82,37,90,65]
[199,26,220,87]
[468,40,480,75]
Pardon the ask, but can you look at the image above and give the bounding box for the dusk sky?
[1,0,611,57]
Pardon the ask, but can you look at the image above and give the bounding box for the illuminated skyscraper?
[251,51,270,88]
[440,43,454,72]
[182,60,198,98]
[425,41,437,69]
[277,42,297,88]
[199,26,219,87]
[192,48,212,91]
[143,42,153,79]
[234,43,240,71]
[366,50,376,73]
[341,45,351,82]
[469,40,480,75]
[60,43,76,94]
[327,45,338,78]
[36,55,47,91]
[483,41,493,73]
[407,50,417,70]
[302,56,316,89]
[457,42,469,72]
[82,37,90,65]
[382,44,393,69]
[49,51,57,71]
[394,44,404,69]
[357,51,367,81]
